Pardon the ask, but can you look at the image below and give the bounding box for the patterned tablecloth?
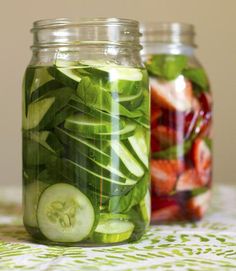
[0,185,236,271]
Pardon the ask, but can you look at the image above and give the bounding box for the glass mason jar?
[22,18,150,245]
[141,22,212,223]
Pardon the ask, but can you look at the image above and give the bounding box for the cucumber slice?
[57,158,136,196]
[23,138,55,166]
[37,183,95,243]
[127,127,149,169]
[47,106,76,127]
[23,131,63,166]
[78,121,136,140]
[111,140,145,179]
[29,131,63,155]
[93,216,134,243]
[79,61,143,82]
[64,113,124,135]
[113,88,144,110]
[139,191,151,224]
[65,148,127,184]
[113,89,143,103]
[69,98,120,123]
[31,80,64,102]
[23,87,73,130]
[22,97,55,130]
[48,66,82,90]
[23,181,49,227]
[55,127,110,165]
[30,68,54,94]
[134,116,150,129]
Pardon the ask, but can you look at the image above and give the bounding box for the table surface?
[0,185,236,271]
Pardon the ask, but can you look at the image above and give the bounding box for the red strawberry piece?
[151,194,179,210]
[192,138,212,184]
[168,159,185,174]
[150,77,193,112]
[199,92,213,116]
[151,107,162,125]
[151,204,182,222]
[194,117,212,138]
[184,98,201,138]
[151,135,161,153]
[176,169,202,191]
[186,190,211,220]
[152,125,184,148]
[151,160,177,195]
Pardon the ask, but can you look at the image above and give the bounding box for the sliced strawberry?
[176,169,202,191]
[151,134,161,153]
[151,194,179,211]
[151,160,177,195]
[151,107,162,127]
[193,138,212,185]
[186,190,211,220]
[168,159,185,174]
[184,98,201,138]
[150,77,193,112]
[199,92,213,116]
[152,204,182,222]
[152,125,184,148]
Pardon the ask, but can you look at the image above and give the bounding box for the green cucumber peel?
[55,127,110,165]
[24,67,35,116]
[23,131,63,166]
[31,80,64,102]
[69,97,120,123]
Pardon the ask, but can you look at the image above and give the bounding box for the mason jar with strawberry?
[141,22,212,222]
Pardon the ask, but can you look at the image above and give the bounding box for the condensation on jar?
[141,22,213,223]
[22,18,150,246]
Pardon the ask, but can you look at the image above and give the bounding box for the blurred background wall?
[0,0,235,186]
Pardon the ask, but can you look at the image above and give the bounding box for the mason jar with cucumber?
[22,18,150,245]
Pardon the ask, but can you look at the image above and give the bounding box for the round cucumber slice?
[37,183,95,243]
[23,181,49,227]
[93,217,134,243]
[64,113,124,134]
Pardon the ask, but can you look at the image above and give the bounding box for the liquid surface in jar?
[145,54,212,223]
[22,61,150,245]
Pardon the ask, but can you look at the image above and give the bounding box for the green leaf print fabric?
[0,185,236,271]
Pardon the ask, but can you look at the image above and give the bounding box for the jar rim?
[32,17,139,30]
[140,21,196,47]
[140,21,194,34]
[31,17,142,50]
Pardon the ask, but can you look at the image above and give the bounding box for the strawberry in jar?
[141,22,213,222]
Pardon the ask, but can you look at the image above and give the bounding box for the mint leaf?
[183,68,209,91]
[76,76,141,118]
[152,140,192,159]
[109,175,148,213]
[146,54,188,80]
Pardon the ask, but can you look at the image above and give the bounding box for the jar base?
[24,225,147,247]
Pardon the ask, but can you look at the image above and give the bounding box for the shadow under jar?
[22,18,150,246]
[141,22,212,223]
